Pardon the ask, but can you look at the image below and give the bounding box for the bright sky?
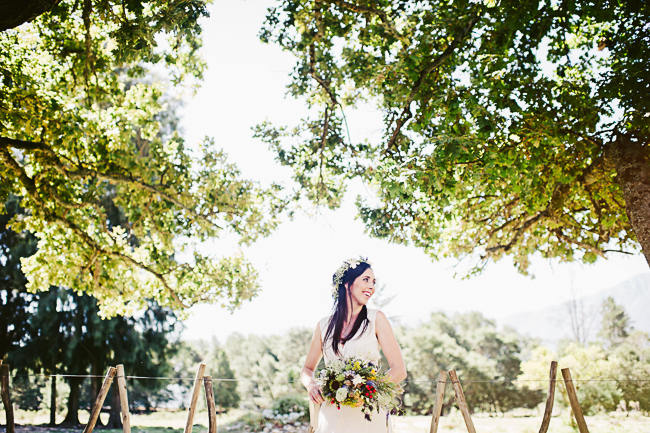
[179,1,650,342]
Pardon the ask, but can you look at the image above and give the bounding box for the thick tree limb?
[0,0,61,31]
[609,136,650,265]
[0,147,37,196]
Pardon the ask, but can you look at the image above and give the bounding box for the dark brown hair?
[323,261,371,355]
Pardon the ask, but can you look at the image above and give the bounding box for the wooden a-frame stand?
[82,362,218,433]
[429,362,591,433]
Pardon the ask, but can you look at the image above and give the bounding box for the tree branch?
[0,135,224,229]
[317,105,331,201]
[385,9,483,152]
[486,209,547,253]
[0,147,37,196]
[51,212,188,309]
[552,228,606,259]
[308,43,338,106]
[329,0,410,45]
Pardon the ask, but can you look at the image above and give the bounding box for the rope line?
[10,373,650,383]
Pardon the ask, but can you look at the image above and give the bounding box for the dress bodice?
[319,308,381,365]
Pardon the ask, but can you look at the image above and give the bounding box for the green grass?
[11,408,650,432]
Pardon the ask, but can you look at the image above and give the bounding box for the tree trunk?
[611,137,650,265]
[106,385,122,428]
[49,374,56,426]
[60,376,82,426]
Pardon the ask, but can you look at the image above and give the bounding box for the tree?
[13,288,181,426]
[1,0,287,317]
[598,296,631,348]
[256,0,650,273]
[0,196,37,359]
[209,341,240,412]
[565,285,599,344]
[396,311,542,415]
[519,338,650,414]
[223,328,313,409]
[1,196,67,425]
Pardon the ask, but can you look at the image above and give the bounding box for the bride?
[301,257,407,433]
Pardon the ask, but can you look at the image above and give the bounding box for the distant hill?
[499,273,650,346]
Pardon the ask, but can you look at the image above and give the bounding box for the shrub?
[264,394,309,424]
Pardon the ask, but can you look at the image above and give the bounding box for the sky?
[178,1,650,342]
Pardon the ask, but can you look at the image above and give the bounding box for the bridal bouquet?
[316,356,402,421]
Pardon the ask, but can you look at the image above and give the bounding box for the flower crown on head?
[331,256,371,301]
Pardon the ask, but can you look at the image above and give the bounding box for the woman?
[301,257,407,433]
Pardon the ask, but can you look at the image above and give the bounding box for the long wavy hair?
[323,261,371,356]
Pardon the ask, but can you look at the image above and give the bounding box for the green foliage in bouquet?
[316,356,402,421]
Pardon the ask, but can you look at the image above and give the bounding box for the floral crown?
[331,256,371,301]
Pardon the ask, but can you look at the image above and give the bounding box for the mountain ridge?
[498,272,650,345]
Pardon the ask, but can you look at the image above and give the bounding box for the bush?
[234,411,266,430]
[262,394,309,424]
[12,374,44,411]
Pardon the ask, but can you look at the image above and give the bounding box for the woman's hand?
[307,381,324,404]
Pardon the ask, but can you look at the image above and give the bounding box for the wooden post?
[83,366,117,433]
[204,376,217,433]
[429,371,447,433]
[184,362,207,433]
[448,370,477,433]
[50,374,57,426]
[561,368,590,433]
[538,361,557,433]
[1,363,15,433]
[116,364,131,433]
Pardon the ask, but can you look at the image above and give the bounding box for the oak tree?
[1,0,286,315]
[257,0,650,273]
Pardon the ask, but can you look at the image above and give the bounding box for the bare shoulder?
[375,309,389,323]
[374,309,393,332]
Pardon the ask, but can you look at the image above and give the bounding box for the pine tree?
[212,346,240,412]
[598,297,632,348]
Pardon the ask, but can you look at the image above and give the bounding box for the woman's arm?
[302,321,325,404]
[376,310,407,383]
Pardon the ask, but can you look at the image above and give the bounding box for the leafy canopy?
[1,0,286,316]
[256,0,649,274]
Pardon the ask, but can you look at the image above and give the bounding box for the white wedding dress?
[315,308,392,433]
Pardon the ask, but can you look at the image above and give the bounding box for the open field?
[8,408,650,433]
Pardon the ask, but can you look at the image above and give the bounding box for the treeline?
[5,296,650,420]
[175,300,649,416]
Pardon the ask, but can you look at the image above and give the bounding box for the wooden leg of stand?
[429,371,447,433]
[448,370,476,433]
[538,361,557,433]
